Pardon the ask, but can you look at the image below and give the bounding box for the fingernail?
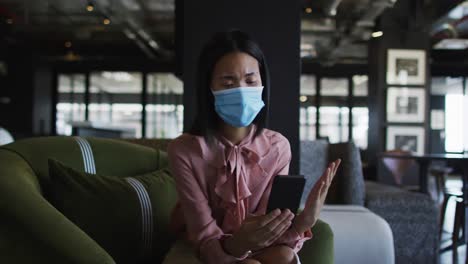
[274,209,281,215]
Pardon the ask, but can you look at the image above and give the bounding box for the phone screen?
[266,175,306,214]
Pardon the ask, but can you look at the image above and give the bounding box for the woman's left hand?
[294,159,341,233]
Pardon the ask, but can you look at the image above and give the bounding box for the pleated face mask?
[212,86,265,127]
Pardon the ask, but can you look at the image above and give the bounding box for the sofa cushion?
[327,142,365,205]
[300,140,365,206]
[46,159,178,264]
[300,140,328,205]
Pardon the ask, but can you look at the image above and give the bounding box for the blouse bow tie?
[214,145,262,205]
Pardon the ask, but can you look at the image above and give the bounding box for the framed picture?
[386,49,426,85]
[386,126,425,155]
[386,87,425,122]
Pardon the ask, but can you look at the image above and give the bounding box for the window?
[321,78,348,96]
[319,106,349,143]
[55,71,184,139]
[299,74,369,150]
[299,75,316,141]
[300,75,316,96]
[445,94,467,153]
[352,107,369,149]
[465,80,468,153]
[353,75,368,96]
[89,72,143,138]
[56,74,86,135]
[300,106,316,141]
[352,75,369,149]
[431,76,467,153]
[146,73,184,138]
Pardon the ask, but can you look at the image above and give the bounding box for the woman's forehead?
[213,51,260,76]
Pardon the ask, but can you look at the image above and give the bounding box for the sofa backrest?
[0,136,168,188]
[300,140,365,206]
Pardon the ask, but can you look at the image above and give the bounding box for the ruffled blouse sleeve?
[167,136,249,264]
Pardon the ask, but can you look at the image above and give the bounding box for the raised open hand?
[294,159,341,232]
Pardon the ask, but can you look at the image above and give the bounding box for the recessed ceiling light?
[371,31,383,38]
[305,7,312,14]
[65,41,72,48]
[149,40,159,49]
[103,18,111,25]
[86,2,94,12]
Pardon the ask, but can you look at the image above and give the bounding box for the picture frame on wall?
[386,126,425,155]
[386,87,425,123]
[386,49,426,85]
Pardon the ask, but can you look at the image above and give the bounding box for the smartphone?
[266,175,306,215]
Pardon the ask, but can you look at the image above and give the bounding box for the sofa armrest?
[298,219,334,264]
[364,181,439,264]
[0,150,115,264]
[319,205,394,264]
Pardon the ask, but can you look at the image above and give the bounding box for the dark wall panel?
[368,0,431,184]
[0,48,34,139]
[179,0,301,173]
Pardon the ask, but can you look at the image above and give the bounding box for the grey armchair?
[300,140,439,264]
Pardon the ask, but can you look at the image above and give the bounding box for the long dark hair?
[188,30,270,144]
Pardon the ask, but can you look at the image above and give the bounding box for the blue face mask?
[212,86,265,127]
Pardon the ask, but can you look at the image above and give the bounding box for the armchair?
[300,140,439,264]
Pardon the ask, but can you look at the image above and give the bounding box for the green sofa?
[0,136,333,264]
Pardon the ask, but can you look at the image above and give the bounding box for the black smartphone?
[266,175,306,215]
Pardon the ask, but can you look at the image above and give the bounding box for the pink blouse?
[167,125,312,263]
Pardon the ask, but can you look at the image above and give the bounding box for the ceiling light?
[123,29,136,40]
[64,51,81,61]
[305,7,312,14]
[434,39,468,50]
[65,41,72,48]
[6,18,13,24]
[103,18,111,25]
[371,31,383,38]
[86,2,94,12]
[149,40,159,49]
[300,96,308,103]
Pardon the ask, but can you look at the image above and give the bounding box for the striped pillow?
[46,159,178,264]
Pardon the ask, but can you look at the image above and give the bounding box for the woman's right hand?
[223,209,294,257]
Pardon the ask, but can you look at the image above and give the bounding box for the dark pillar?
[368,0,431,184]
[178,0,301,173]
[0,47,35,139]
[32,62,54,136]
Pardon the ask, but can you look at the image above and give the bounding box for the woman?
[164,30,340,264]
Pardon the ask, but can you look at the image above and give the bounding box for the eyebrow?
[245,72,258,77]
[218,71,258,80]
